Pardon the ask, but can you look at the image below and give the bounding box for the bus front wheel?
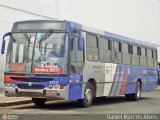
[125,81,141,101]
[32,98,47,106]
[78,82,94,107]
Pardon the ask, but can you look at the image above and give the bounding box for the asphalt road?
[0,91,160,120]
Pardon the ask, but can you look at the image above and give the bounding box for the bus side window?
[122,43,131,64]
[131,45,139,65]
[99,36,111,63]
[70,36,84,73]
[112,40,122,63]
[86,34,98,62]
[154,50,157,66]
[140,47,147,66]
[147,49,154,66]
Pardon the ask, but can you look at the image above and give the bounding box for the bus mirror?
[1,32,11,54]
[78,37,84,51]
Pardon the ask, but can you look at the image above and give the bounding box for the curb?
[155,88,160,91]
[0,89,33,107]
[0,100,33,107]
[0,88,4,94]
[154,86,160,91]
[0,97,64,107]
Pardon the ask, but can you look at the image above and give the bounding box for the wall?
[1,0,160,44]
[0,2,52,88]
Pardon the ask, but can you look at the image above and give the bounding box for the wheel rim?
[85,88,92,103]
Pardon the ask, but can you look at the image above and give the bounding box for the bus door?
[104,63,113,96]
[68,35,84,100]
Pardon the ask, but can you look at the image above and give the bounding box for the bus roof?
[12,20,156,49]
[69,21,157,50]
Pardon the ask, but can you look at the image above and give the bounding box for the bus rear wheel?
[78,82,94,107]
[125,81,141,101]
[32,98,47,106]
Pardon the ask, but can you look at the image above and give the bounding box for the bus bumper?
[4,86,68,100]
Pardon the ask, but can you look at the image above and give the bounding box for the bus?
[1,20,158,107]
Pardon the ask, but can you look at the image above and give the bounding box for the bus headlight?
[6,83,16,88]
[6,83,12,87]
[48,84,54,89]
[53,84,59,89]
[48,84,59,89]
[12,84,16,87]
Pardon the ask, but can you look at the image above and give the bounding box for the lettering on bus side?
[92,65,103,73]
[92,65,102,69]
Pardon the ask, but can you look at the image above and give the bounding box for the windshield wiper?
[39,30,53,49]
[22,32,30,48]
[22,32,30,42]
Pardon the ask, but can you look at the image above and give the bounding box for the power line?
[0,4,56,20]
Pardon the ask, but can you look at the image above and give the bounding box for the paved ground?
[0,87,160,120]
[0,88,160,120]
[0,90,160,114]
[0,88,31,107]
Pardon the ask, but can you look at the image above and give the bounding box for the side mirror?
[1,32,11,54]
[78,37,84,51]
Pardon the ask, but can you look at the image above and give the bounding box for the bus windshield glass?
[6,32,68,74]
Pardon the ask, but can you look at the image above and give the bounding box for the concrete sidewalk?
[155,85,160,91]
[0,88,32,107]
[0,86,160,107]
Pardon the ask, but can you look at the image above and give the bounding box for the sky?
[28,0,160,45]
[0,0,160,45]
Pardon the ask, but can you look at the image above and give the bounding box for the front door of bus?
[68,35,84,100]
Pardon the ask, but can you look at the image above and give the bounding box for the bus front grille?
[10,77,53,82]
[17,84,44,90]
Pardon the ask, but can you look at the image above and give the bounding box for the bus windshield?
[6,32,68,74]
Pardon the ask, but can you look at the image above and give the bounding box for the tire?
[125,94,131,100]
[78,82,94,107]
[125,81,141,101]
[32,98,47,106]
[132,81,141,101]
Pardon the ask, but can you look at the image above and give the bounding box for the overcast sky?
[0,0,160,45]
[35,0,160,45]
